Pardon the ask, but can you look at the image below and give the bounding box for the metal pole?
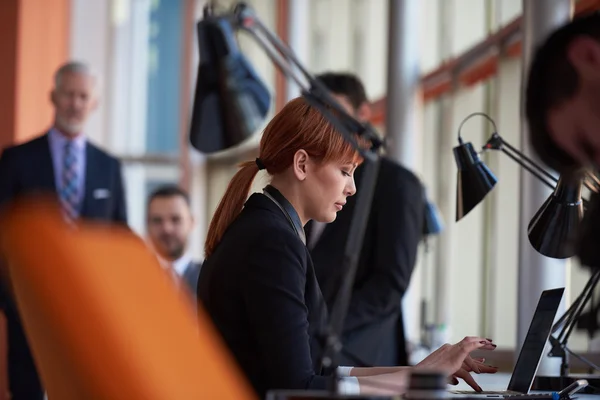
[385,0,421,169]
[285,0,309,101]
[433,0,452,341]
[385,0,422,344]
[518,0,573,376]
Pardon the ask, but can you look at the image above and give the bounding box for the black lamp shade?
[528,174,584,259]
[577,192,600,267]
[454,142,498,221]
[189,18,271,154]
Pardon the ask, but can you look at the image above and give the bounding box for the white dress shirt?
[336,366,360,394]
[172,254,193,277]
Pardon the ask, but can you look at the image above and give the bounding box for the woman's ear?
[292,150,309,181]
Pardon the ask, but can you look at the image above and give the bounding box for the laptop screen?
[507,288,565,394]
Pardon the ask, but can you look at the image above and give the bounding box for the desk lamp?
[453,112,600,388]
[453,112,598,259]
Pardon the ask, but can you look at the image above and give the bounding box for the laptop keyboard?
[452,391,523,395]
[451,390,553,397]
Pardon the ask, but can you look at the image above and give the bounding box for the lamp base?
[533,375,600,393]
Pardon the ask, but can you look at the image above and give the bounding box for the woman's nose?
[346,178,357,196]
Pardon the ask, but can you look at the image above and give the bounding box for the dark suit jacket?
[181,261,201,298]
[0,133,127,223]
[0,132,127,399]
[197,187,330,398]
[306,157,424,367]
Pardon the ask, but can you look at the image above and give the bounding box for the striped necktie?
[60,140,80,220]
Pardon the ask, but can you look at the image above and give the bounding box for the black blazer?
[198,187,330,398]
[0,133,128,400]
[181,261,202,298]
[306,157,424,367]
[0,133,127,223]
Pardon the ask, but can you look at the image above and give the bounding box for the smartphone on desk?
[558,379,588,399]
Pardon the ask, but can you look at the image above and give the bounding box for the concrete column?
[385,0,423,343]
[385,0,421,169]
[518,0,573,375]
[285,0,309,101]
[432,0,453,338]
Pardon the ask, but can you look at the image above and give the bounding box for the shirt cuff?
[338,376,360,395]
[336,366,353,377]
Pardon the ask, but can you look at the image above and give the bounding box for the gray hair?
[54,61,98,88]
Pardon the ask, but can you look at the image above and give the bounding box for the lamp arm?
[553,270,600,345]
[501,145,590,208]
[239,18,310,92]
[563,346,600,371]
[494,136,559,184]
[552,277,593,335]
[494,135,599,196]
[499,146,556,190]
[235,6,384,154]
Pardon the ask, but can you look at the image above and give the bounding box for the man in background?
[525,11,600,173]
[146,185,201,299]
[525,12,600,277]
[306,72,425,367]
[0,61,127,399]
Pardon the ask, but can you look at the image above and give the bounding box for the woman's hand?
[415,336,498,391]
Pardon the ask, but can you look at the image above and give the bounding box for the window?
[104,0,191,234]
[146,0,184,154]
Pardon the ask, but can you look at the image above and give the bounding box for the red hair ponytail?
[204,161,259,257]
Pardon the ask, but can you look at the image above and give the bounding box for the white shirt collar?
[172,254,193,276]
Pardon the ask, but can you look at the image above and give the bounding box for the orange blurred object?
[0,196,256,400]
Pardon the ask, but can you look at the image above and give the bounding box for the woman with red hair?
[198,98,497,398]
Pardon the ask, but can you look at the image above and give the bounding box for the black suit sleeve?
[343,170,424,333]
[0,147,17,208]
[243,231,328,391]
[0,147,17,311]
[112,159,128,224]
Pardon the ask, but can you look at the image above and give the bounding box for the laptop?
[450,287,565,398]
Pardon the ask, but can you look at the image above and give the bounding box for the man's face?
[546,36,600,169]
[331,94,371,122]
[51,72,98,136]
[147,196,194,261]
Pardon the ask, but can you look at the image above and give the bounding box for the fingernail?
[492,344,497,347]
[479,341,487,344]
[477,386,483,392]
[486,338,493,341]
